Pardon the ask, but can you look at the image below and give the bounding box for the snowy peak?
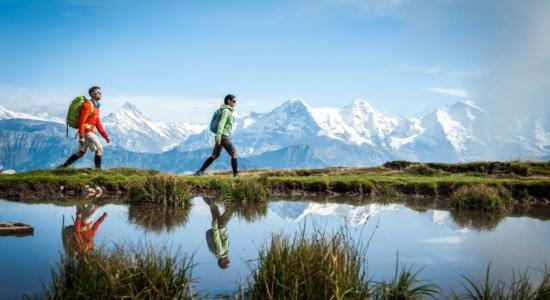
[103,102,205,153]
[108,102,145,120]
[345,98,377,114]
[120,102,141,113]
[416,100,487,156]
[0,104,64,123]
[274,98,311,115]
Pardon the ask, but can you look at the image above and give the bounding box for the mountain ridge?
[0,98,548,171]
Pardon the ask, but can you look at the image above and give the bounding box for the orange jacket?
[74,213,107,253]
[79,101,108,139]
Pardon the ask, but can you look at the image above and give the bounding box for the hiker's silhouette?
[203,198,233,269]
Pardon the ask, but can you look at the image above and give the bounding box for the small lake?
[1,197,549,299]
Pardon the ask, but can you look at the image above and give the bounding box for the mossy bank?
[1,162,549,210]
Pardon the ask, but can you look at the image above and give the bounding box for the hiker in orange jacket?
[58,86,111,169]
[74,205,108,254]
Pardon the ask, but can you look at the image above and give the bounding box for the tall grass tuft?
[403,164,438,176]
[371,256,439,299]
[210,177,271,203]
[247,228,370,300]
[42,245,194,299]
[451,184,510,214]
[457,265,550,300]
[130,174,192,207]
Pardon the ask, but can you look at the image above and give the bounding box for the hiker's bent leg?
[60,153,81,168]
[209,203,222,220]
[219,209,234,228]
[200,143,222,172]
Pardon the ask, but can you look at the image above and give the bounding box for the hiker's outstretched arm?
[78,102,92,138]
[215,109,229,143]
[96,119,109,141]
[91,212,107,235]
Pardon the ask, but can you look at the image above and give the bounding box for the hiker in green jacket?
[203,198,233,269]
[195,94,239,177]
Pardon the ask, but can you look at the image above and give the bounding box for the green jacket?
[206,223,229,259]
[215,104,234,143]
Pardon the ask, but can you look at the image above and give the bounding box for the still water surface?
[1,198,549,299]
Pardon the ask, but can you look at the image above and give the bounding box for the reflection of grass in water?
[225,200,268,223]
[450,210,505,231]
[128,204,191,233]
[457,264,550,300]
[41,244,193,299]
[130,174,192,207]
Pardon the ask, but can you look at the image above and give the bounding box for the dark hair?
[218,257,230,269]
[224,94,236,105]
[88,86,101,96]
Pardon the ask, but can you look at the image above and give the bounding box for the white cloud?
[421,236,465,245]
[424,87,469,98]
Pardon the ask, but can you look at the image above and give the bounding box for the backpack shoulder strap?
[82,99,95,116]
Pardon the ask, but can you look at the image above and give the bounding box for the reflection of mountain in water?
[269,201,469,232]
[269,201,401,226]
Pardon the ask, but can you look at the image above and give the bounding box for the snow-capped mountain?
[0,105,64,124]
[178,98,549,162]
[102,102,205,153]
[0,97,548,171]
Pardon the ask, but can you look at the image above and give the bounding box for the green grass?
[2,162,549,209]
[39,244,194,300]
[0,168,155,185]
[456,265,550,300]
[27,222,550,299]
[246,228,371,300]
[129,174,192,207]
[209,177,271,203]
[371,256,439,300]
[451,184,511,214]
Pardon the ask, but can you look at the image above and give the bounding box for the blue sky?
[0,0,547,123]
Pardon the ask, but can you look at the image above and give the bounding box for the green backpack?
[65,96,93,137]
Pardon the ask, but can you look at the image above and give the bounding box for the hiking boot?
[194,170,205,176]
[233,173,240,178]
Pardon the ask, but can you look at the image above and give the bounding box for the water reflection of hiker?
[204,198,233,269]
[58,86,111,169]
[62,204,108,255]
[195,94,239,177]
